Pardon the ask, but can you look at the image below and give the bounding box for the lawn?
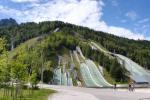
[0,88,56,100]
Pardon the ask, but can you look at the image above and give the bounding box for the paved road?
[39,84,150,100]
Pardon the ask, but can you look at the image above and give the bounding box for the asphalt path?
[39,84,150,100]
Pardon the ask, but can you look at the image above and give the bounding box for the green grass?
[103,69,128,84]
[103,69,116,84]
[91,41,108,52]
[90,41,114,59]
[9,36,42,59]
[0,89,56,100]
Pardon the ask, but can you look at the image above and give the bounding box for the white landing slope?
[91,42,150,84]
[115,54,150,83]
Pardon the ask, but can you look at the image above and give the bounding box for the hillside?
[0,18,149,69]
[0,18,150,86]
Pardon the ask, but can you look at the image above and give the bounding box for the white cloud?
[126,11,138,21]
[138,18,149,24]
[11,0,39,3]
[0,0,149,40]
[111,0,118,7]
[107,26,144,39]
[121,19,127,23]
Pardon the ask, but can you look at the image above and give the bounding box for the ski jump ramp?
[115,54,150,84]
[75,47,112,87]
[91,42,150,84]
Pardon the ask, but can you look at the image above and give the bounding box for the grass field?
[0,88,56,100]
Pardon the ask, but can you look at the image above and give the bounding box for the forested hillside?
[0,18,149,70]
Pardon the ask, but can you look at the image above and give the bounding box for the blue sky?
[103,0,150,40]
[0,0,150,40]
